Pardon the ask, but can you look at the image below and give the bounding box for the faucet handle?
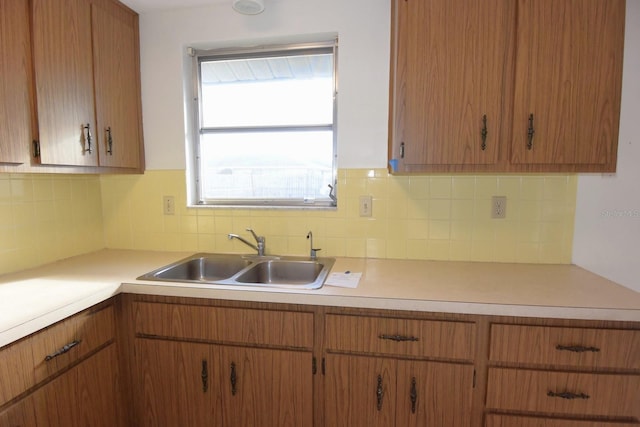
[246,228,259,241]
[307,231,321,260]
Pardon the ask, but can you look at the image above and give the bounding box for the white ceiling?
[120,0,225,13]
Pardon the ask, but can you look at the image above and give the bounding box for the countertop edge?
[2,249,640,349]
[0,284,121,348]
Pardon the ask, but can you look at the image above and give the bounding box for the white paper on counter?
[325,272,362,288]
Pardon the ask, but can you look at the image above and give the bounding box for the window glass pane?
[200,53,333,128]
[199,131,333,201]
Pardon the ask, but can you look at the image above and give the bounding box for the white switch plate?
[491,196,506,219]
[359,195,372,217]
[163,196,175,215]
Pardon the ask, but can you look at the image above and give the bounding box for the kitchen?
[1,0,640,426]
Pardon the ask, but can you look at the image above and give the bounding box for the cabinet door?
[396,360,474,427]
[324,354,396,427]
[0,0,33,165]
[91,2,143,169]
[486,414,640,427]
[222,346,313,427]
[391,0,513,168]
[17,345,124,427]
[510,0,625,168]
[31,0,98,167]
[137,339,221,427]
[0,394,37,427]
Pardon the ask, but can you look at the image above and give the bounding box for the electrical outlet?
[359,195,372,217]
[163,196,175,215]
[491,196,507,219]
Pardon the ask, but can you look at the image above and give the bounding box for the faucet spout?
[228,228,266,256]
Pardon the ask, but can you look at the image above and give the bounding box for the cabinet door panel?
[392,0,513,167]
[74,345,125,427]
[27,345,122,427]
[324,354,396,427]
[137,339,221,427]
[486,414,639,427]
[486,367,640,419]
[0,0,33,165]
[31,0,97,167]
[222,346,313,427]
[396,360,474,427]
[92,3,142,169]
[0,394,37,427]
[511,0,625,166]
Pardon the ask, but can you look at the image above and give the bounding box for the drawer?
[486,367,640,419]
[489,324,640,370]
[134,302,314,349]
[0,304,115,407]
[325,314,475,360]
[485,414,639,427]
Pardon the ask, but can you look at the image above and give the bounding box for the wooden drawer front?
[325,314,475,360]
[0,304,115,407]
[134,302,314,349]
[485,414,639,427]
[486,368,640,419]
[490,324,640,370]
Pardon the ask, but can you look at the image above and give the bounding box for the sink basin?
[235,260,325,285]
[138,253,335,289]
[138,254,252,282]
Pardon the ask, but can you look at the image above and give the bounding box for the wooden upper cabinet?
[0,0,34,165]
[510,0,625,169]
[390,0,514,170]
[92,2,143,169]
[389,0,625,173]
[31,0,98,167]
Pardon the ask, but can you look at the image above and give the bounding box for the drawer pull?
[547,391,590,400]
[378,334,419,342]
[44,340,81,361]
[410,377,417,414]
[556,344,600,353]
[230,362,237,396]
[201,360,208,392]
[376,375,384,411]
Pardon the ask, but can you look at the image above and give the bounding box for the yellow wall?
[0,169,576,276]
[0,174,104,275]
[100,169,576,264]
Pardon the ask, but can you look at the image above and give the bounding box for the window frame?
[188,39,339,209]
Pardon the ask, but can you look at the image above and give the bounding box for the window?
[189,40,338,208]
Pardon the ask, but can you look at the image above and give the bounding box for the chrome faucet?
[306,231,321,260]
[228,228,265,256]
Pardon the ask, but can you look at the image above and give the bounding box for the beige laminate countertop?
[2,249,640,348]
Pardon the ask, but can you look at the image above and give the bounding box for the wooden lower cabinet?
[325,354,396,427]
[324,353,474,427]
[485,414,639,427]
[136,338,313,427]
[0,344,124,427]
[137,339,217,427]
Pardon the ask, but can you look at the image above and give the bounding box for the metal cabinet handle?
[106,127,113,155]
[527,113,535,150]
[378,334,419,342]
[201,360,208,392]
[481,115,488,151]
[44,340,81,362]
[376,375,384,411]
[556,344,600,353]
[83,124,92,154]
[410,377,417,414]
[230,362,237,396]
[547,390,590,400]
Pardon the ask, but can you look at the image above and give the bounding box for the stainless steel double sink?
[137,253,335,290]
